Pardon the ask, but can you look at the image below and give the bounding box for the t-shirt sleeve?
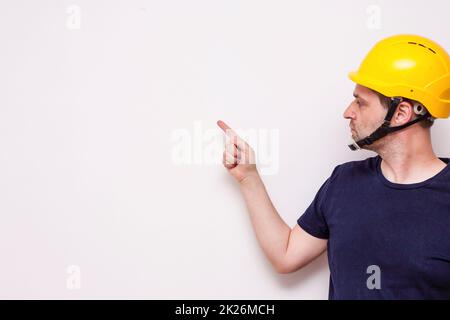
[297,165,340,239]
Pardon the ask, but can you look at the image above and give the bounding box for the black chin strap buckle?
[348,140,361,151]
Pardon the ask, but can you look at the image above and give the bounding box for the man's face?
[343,84,387,147]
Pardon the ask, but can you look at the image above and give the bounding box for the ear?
[393,101,414,125]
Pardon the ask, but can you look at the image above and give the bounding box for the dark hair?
[371,89,434,128]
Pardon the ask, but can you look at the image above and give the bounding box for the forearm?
[239,173,290,271]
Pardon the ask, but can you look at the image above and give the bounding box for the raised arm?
[217,120,327,273]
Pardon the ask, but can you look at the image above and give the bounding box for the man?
[217,34,450,299]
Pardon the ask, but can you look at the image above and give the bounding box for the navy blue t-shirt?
[297,155,450,300]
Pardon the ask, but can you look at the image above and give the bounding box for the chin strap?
[348,97,433,151]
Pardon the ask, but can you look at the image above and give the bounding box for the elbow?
[274,260,305,274]
[273,261,293,274]
[276,267,291,274]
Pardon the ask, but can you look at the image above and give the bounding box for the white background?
[0,0,449,299]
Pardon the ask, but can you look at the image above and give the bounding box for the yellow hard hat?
[349,34,450,119]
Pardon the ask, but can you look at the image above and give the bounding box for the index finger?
[217,120,237,137]
[216,120,247,149]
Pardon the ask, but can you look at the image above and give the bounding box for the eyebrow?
[353,93,368,103]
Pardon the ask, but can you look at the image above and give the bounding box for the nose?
[343,102,356,120]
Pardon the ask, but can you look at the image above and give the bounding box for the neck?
[375,129,446,184]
